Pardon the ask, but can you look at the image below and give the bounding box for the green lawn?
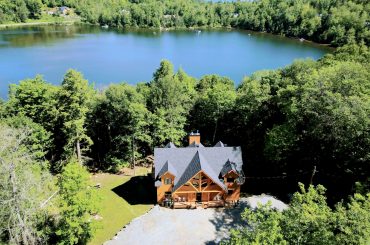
[89,169,153,245]
[0,14,80,28]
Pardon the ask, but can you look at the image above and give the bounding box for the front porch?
[161,190,233,209]
[172,200,225,209]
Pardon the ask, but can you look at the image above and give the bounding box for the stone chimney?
[189,131,200,145]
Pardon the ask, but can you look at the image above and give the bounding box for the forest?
[0,42,369,244]
[0,0,369,244]
[0,0,369,46]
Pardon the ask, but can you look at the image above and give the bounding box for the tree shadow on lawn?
[112,175,156,205]
[205,202,250,245]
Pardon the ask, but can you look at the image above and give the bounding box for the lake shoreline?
[0,20,78,29]
[96,24,334,48]
[0,21,333,48]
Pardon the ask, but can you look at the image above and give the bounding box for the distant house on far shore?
[58,6,69,15]
[46,6,70,16]
[154,131,245,209]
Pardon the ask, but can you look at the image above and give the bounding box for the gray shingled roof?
[214,141,225,147]
[157,160,177,178]
[154,145,243,191]
[220,159,238,177]
[172,151,202,191]
[172,151,227,191]
[165,142,177,148]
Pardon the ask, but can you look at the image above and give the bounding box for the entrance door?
[164,192,172,208]
[196,192,202,202]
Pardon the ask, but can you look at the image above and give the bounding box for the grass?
[0,14,80,28]
[89,168,153,245]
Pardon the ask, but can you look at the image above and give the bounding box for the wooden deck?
[172,200,225,209]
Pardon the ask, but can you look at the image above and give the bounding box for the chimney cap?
[189,130,200,136]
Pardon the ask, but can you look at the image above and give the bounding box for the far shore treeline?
[0,0,369,47]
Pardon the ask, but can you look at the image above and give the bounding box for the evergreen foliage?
[55,161,99,244]
[59,70,94,165]
[148,60,196,146]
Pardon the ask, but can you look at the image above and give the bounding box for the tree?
[152,107,187,145]
[225,184,370,245]
[235,71,273,124]
[266,58,370,194]
[148,60,195,146]
[0,99,5,118]
[88,83,152,171]
[59,70,93,165]
[282,184,370,245]
[56,161,99,245]
[7,75,60,164]
[190,75,236,143]
[1,116,51,161]
[25,0,43,18]
[7,75,59,133]
[281,184,334,245]
[334,193,370,245]
[225,202,287,245]
[324,2,368,46]
[0,123,53,244]
[14,0,29,22]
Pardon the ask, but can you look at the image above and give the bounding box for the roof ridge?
[197,151,211,171]
[173,151,202,191]
[165,142,177,148]
[197,151,227,190]
[173,150,227,192]
[214,141,225,147]
[220,159,238,177]
[157,160,177,178]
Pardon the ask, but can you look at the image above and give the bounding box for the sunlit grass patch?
[89,168,153,245]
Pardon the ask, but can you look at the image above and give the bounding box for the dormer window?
[227,178,234,183]
[164,178,172,185]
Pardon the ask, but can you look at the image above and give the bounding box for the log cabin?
[154,132,245,209]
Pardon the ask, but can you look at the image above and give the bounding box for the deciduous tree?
[0,123,53,245]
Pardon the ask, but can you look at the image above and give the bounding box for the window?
[192,180,199,187]
[164,178,172,185]
[227,178,234,183]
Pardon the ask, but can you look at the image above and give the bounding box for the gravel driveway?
[105,195,287,245]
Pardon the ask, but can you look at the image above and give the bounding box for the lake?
[0,25,331,98]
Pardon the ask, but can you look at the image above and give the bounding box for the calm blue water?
[0,25,330,98]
